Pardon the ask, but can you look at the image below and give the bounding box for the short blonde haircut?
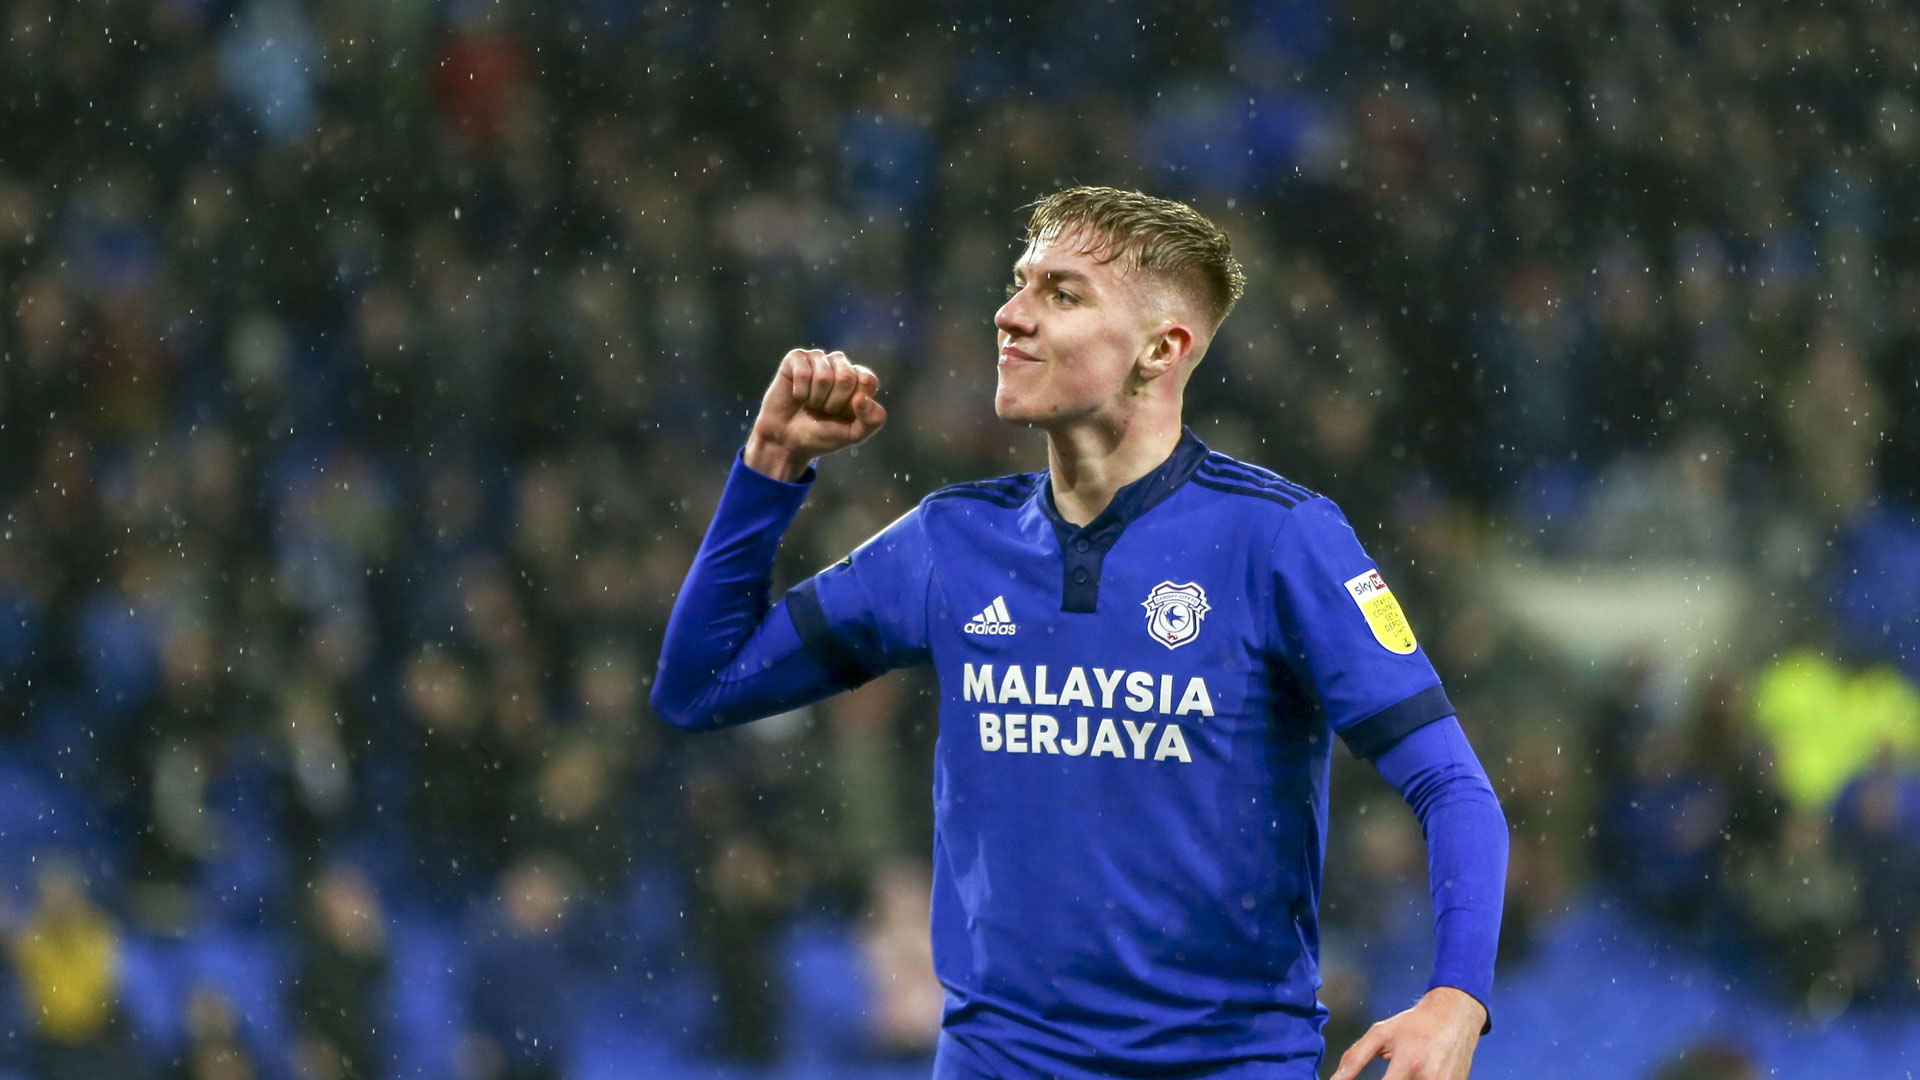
[1022,186,1247,331]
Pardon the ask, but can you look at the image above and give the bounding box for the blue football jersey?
[781,429,1454,1078]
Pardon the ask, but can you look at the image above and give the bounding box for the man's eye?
[1005,282,1022,298]
[1053,291,1077,306]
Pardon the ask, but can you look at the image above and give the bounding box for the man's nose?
[995,291,1035,337]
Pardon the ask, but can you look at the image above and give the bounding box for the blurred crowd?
[0,0,1917,1077]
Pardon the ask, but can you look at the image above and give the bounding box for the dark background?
[1,1,1917,1078]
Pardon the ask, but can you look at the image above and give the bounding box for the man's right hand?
[743,349,886,482]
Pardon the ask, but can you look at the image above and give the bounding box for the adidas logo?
[963,596,1018,636]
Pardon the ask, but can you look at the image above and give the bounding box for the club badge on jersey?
[1141,581,1210,649]
[1343,569,1417,654]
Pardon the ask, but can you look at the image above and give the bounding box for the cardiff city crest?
[1141,581,1210,650]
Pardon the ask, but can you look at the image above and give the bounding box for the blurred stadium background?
[1,1,1918,1078]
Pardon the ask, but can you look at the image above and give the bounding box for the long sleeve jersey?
[654,430,1508,1079]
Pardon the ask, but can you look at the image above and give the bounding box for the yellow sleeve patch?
[1343,570,1418,655]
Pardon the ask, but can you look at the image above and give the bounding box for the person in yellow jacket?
[10,860,140,1080]
[1751,646,1920,811]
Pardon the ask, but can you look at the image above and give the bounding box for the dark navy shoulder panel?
[1196,452,1324,505]
[1191,474,1305,510]
[923,471,1044,509]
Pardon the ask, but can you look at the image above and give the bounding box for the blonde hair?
[1022,186,1247,331]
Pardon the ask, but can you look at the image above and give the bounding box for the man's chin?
[995,392,1077,428]
[992,391,1027,423]
[993,398,1046,426]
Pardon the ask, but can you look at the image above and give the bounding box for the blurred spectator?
[1495,716,1586,968]
[176,986,261,1080]
[1653,1041,1760,1080]
[403,644,510,900]
[1831,750,1920,1006]
[509,732,630,895]
[269,679,357,863]
[11,861,144,1080]
[1750,647,1920,813]
[1777,321,1885,523]
[858,860,942,1058]
[682,758,791,1065]
[1829,505,1920,685]
[1577,427,1743,563]
[291,863,389,1080]
[1731,809,1856,1008]
[465,854,584,1080]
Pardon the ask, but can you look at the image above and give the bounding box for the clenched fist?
[743,349,887,482]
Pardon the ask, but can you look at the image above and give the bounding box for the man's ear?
[1138,322,1195,381]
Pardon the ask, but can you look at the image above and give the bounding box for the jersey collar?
[1037,427,1210,613]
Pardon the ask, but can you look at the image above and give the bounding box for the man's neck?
[1045,414,1184,527]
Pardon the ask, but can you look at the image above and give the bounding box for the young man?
[653,188,1508,1080]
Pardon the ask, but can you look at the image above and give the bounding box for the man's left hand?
[1329,986,1485,1080]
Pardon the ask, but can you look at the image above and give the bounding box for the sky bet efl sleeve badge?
[1343,569,1417,654]
[1142,581,1210,649]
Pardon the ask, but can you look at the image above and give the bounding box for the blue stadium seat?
[568,984,695,1080]
[382,908,466,1079]
[116,935,187,1061]
[777,916,872,1066]
[0,754,106,900]
[1469,893,1920,1079]
[181,926,293,1069]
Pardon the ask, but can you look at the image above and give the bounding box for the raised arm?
[650,350,887,730]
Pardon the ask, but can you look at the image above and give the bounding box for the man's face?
[993,228,1167,426]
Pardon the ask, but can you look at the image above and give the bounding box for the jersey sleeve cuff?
[1338,684,1455,759]
[784,579,880,690]
[730,448,818,494]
